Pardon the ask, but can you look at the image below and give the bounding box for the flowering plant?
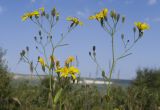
[89,8,149,105]
[20,7,82,109]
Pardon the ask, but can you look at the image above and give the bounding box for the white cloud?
[153,17,160,22]
[145,17,160,22]
[124,0,134,5]
[0,6,3,14]
[31,0,36,3]
[76,8,90,19]
[148,0,157,5]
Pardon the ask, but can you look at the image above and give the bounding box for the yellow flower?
[65,56,75,64]
[38,57,45,66]
[69,66,79,74]
[55,66,79,79]
[66,17,83,26]
[69,66,79,80]
[89,8,108,21]
[69,66,79,79]
[56,67,69,78]
[21,7,44,21]
[22,11,40,21]
[134,22,150,31]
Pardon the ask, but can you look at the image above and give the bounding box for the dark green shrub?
[0,48,13,110]
[127,68,160,110]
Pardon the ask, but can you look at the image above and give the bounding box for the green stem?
[107,32,115,96]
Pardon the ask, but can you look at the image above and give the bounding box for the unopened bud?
[117,14,120,22]
[93,46,96,51]
[102,70,105,78]
[38,56,40,61]
[121,34,124,39]
[122,16,125,23]
[56,12,59,20]
[34,36,37,41]
[39,30,41,36]
[36,46,38,49]
[21,50,25,56]
[26,46,29,51]
[133,27,136,33]
[110,10,116,18]
[51,8,56,17]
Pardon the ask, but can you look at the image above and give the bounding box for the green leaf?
[53,88,63,104]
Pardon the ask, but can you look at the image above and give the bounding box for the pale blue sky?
[0,0,160,79]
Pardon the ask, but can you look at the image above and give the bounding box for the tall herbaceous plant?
[20,7,83,109]
[88,8,149,107]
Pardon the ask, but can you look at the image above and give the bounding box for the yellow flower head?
[65,56,75,64]
[89,8,108,21]
[69,66,79,74]
[22,11,39,21]
[66,17,83,26]
[21,7,45,21]
[56,67,69,78]
[55,66,79,79]
[69,66,79,80]
[38,57,45,66]
[134,22,150,31]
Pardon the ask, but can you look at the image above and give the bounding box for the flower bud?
[36,46,38,49]
[117,14,120,22]
[39,30,41,36]
[51,8,56,17]
[110,10,117,20]
[30,61,34,73]
[21,50,25,56]
[56,13,59,21]
[93,45,96,51]
[26,46,29,51]
[34,36,37,41]
[133,27,136,33]
[102,70,105,78]
[122,16,125,23]
[121,34,124,39]
[38,56,40,61]
[110,10,116,18]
